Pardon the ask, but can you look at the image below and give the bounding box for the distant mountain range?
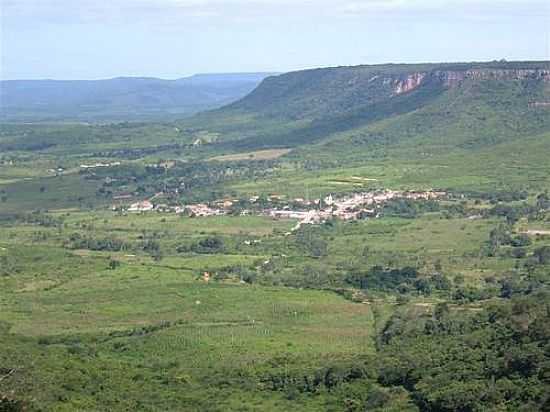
[0,73,278,122]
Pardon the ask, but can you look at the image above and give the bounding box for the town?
[120,189,446,229]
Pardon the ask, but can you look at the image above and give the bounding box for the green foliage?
[0,395,25,412]
[64,233,127,252]
[534,246,550,265]
[377,291,550,411]
[192,236,225,254]
[295,227,328,257]
[347,266,419,291]
[383,199,440,218]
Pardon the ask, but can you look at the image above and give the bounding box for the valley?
[1,60,550,411]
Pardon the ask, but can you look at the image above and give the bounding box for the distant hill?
[226,61,549,120]
[191,61,550,151]
[0,73,277,122]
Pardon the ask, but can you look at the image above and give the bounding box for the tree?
[534,246,550,265]
[152,250,163,262]
[488,224,511,256]
[431,273,452,291]
[108,258,120,270]
[296,228,328,257]
[414,278,433,294]
[434,302,450,320]
[309,238,328,258]
[511,248,527,259]
[0,395,25,412]
[194,237,225,254]
[536,192,550,210]
[511,234,532,247]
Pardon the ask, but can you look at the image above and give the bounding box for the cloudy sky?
[1,0,549,79]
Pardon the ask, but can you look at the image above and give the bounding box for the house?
[324,194,335,206]
[128,200,154,212]
[185,204,224,217]
[154,204,171,212]
[80,162,120,169]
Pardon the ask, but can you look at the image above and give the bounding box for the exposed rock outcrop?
[393,72,427,95]
[529,101,550,108]
[435,69,550,88]
[391,69,550,96]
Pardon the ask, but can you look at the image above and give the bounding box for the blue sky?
[1,0,549,79]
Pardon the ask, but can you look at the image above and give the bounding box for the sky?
[1,0,549,80]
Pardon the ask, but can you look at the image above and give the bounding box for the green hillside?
[187,61,550,152]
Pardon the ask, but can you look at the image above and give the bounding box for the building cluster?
[183,203,226,217]
[127,200,154,212]
[124,200,223,216]
[80,162,121,169]
[267,190,445,230]
[48,167,65,172]
[120,190,445,229]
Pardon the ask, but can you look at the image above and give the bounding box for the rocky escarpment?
[436,68,550,87]
[392,68,550,95]
[223,61,550,122]
[529,101,550,108]
[393,72,427,94]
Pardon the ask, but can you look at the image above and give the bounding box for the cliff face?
[393,73,427,95]
[392,68,550,95]
[437,68,550,87]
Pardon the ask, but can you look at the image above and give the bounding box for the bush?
[511,234,532,247]
[108,258,121,270]
[192,237,225,254]
[0,395,25,412]
[346,266,418,291]
[510,248,527,259]
[534,246,550,265]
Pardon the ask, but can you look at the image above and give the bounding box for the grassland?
[209,149,292,162]
[2,198,549,410]
[0,213,383,411]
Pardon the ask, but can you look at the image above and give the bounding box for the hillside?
[227,61,549,119]
[0,73,277,123]
[192,61,550,151]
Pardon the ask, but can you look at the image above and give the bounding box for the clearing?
[209,148,292,162]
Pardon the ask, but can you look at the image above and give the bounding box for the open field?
[2,197,550,410]
[210,148,292,162]
[0,239,379,411]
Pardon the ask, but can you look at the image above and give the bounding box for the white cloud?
[3,0,546,26]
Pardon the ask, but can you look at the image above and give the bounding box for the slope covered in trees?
[190,61,550,152]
